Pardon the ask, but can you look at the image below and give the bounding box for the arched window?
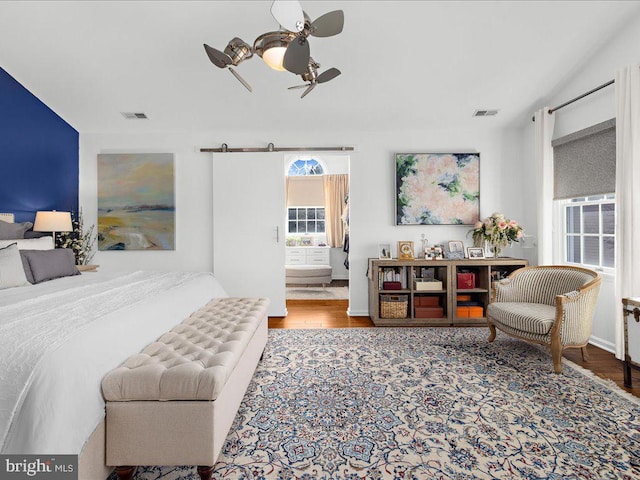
[286,158,325,235]
[287,158,324,176]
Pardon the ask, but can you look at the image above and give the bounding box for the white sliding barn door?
[212,152,286,316]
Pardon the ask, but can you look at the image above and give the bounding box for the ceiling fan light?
[253,31,296,71]
[262,46,287,71]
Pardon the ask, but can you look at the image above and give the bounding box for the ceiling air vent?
[121,112,148,119]
[473,109,499,117]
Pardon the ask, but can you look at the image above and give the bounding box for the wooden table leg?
[624,361,633,388]
[197,465,214,480]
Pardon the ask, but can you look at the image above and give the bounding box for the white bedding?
[0,270,227,455]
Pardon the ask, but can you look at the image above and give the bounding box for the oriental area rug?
[116,328,640,479]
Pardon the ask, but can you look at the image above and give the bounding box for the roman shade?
[552,119,616,200]
[286,176,324,206]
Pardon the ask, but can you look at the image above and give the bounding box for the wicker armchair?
[487,265,601,374]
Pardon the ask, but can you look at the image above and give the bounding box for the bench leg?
[115,466,136,480]
[197,465,214,480]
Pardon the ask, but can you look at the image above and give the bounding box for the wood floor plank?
[270,299,640,398]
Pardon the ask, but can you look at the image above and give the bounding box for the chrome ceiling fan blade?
[229,67,253,92]
[283,37,310,75]
[203,44,232,69]
[316,67,341,84]
[271,0,305,32]
[288,84,310,90]
[300,83,316,98]
[310,10,344,37]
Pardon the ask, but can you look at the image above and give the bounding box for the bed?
[0,265,228,479]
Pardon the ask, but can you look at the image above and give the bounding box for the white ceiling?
[1,1,639,134]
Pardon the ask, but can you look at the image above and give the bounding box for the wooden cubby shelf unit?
[368,257,529,326]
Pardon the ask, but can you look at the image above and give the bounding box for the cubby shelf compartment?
[367,257,528,326]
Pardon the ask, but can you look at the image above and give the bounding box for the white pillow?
[0,237,54,250]
[0,243,31,289]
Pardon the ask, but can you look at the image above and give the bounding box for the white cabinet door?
[212,152,286,316]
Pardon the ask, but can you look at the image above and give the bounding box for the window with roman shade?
[553,119,616,270]
[553,119,615,200]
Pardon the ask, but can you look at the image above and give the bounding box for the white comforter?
[0,271,227,454]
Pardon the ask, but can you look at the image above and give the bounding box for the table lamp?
[33,210,73,246]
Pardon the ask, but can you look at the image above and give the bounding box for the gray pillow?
[20,248,80,284]
[0,243,31,289]
[19,251,36,284]
[0,221,34,240]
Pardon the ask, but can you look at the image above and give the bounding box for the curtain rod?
[531,79,615,122]
[200,143,354,153]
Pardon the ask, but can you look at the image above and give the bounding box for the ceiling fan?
[203,0,344,96]
[288,58,341,98]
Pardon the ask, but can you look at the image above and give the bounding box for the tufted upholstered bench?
[101,297,270,480]
[285,264,332,286]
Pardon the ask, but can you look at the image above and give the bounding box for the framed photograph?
[448,240,464,254]
[378,243,392,259]
[425,245,444,260]
[300,236,313,246]
[398,241,414,260]
[447,240,465,260]
[395,153,480,225]
[466,247,485,259]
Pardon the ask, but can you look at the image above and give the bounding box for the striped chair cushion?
[487,302,556,336]
[502,268,594,306]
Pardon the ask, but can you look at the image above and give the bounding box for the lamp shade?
[33,211,72,233]
[262,46,287,71]
[253,31,295,72]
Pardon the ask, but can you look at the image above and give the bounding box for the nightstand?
[77,264,99,272]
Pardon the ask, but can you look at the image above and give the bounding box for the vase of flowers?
[469,212,523,257]
[57,209,97,265]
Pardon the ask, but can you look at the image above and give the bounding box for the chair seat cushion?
[487,302,556,336]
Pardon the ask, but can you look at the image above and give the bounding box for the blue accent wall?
[0,66,78,224]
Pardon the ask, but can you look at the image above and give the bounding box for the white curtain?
[534,107,555,265]
[614,64,640,359]
[323,174,348,248]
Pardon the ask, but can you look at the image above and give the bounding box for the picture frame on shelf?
[447,240,465,260]
[378,243,392,259]
[300,236,313,246]
[448,240,464,254]
[425,245,444,260]
[466,247,485,259]
[398,241,414,260]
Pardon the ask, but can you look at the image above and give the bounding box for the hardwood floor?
[269,300,373,329]
[269,299,640,398]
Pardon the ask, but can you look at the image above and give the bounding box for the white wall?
[80,125,524,316]
[518,13,640,351]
